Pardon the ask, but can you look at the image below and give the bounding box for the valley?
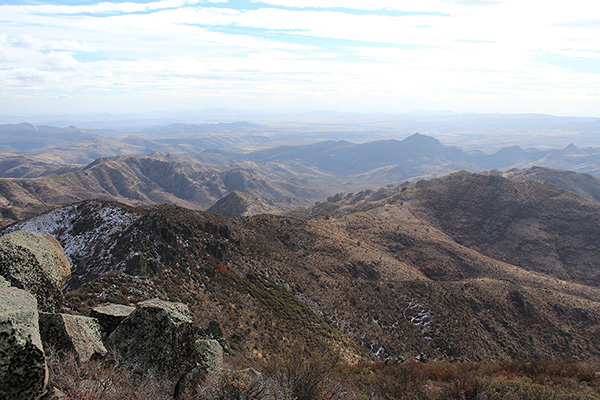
[5,1,600,396]
[4,120,600,229]
[4,170,600,365]
[2,118,600,398]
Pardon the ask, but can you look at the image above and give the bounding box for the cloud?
[1,0,600,116]
[3,0,227,15]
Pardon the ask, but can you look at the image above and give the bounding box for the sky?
[1,0,600,117]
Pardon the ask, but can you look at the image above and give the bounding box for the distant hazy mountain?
[247,134,600,183]
[248,134,470,176]
[142,121,265,136]
[0,123,95,151]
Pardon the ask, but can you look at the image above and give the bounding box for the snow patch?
[3,201,138,273]
[404,299,434,337]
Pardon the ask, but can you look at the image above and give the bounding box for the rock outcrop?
[203,320,224,341]
[39,313,107,362]
[174,339,224,399]
[0,287,48,399]
[0,230,70,312]
[194,339,223,377]
[90,303,135,336]
[106,298,223,393]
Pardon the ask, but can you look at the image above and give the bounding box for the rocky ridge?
[0,153,325,226]
[206,190,279,217]
[4,170,600,365]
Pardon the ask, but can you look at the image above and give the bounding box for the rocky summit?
[0,229,226,399]
[0,286,48,399]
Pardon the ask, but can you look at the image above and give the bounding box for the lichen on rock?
[90,303,135,336]
[0,287,48,399]
[39,313,107,363]
[0,230,71,313]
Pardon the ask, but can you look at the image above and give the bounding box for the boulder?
[90,303,135,336]
[39,313,107,362]
[195,339,223,376]
[178,367,264,400]
[0,231,71,312]
[203,320,224,341]
[0,287,48,399]
[0,275,9,288]
[106,298,214,389]
[174,339,224,399]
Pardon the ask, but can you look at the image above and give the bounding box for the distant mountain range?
[245,134,600,179]
[4,115,600,371]
[0,122,94,152]
[0,153,326,226]
[4,129,600,224]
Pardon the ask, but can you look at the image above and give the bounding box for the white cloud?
[2,0,226,15]
[1,0,600,115]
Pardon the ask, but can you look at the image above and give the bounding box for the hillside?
[0,153,325,226]
[5,170,600,364]
[498,166,600,203]
[206,191,279,217]
[0,154,78,178]
[294,171,600,286]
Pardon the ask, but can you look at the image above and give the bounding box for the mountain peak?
[564,143,578,152]
[206,190,276,217]
[402,133,443,148]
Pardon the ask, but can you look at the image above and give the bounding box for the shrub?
[46,348,171,400]
[265,346,357,400]
[185,367,272,400]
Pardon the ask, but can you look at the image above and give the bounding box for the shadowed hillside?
[0,153,325,226]
[498,166,600,203]
[5,170,600,364]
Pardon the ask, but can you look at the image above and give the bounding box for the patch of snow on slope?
[404,299,433,338]
[3,201,138,270]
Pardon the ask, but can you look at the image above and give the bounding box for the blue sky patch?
[539,53,600,74]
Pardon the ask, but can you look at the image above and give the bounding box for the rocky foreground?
[0,230,228,399]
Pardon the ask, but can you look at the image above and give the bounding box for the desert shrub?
[46,347,171,400]
[191,368,271,400]
[265,346,358,400]
[355,358,600,400]
[46,341,600,400]
[481,376,598,400]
